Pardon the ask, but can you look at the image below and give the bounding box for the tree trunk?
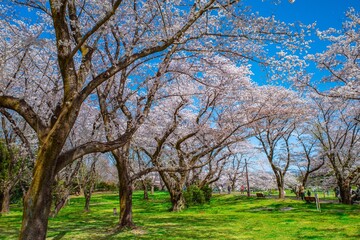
[51,187,70,217]
[339,181,352,204]
[19,158,56,240]
[151,185,154,195]
[118,181,134,228]
[231,180,236,192]
[1,187,10,214]
[83,178,95,212]
[142,180,149,200]
[114,145,135,229]
[84,191,91,212]
[277,184,285,199]
[275,174,285,199]
[51,195,68,217]
[170,190,185,211]
[0,192,3,212]
[159,178,166,191]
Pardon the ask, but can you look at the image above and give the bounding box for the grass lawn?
[0,191,359,239]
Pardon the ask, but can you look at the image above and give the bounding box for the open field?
[1,191,359,239]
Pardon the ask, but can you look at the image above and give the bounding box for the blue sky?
[245,0,359,30]
[243,1,360,164]
[244,0,360,56]
[242,0,360,87]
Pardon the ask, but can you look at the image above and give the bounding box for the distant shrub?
[183,185,212,207]
[201,184,212,202]
[96,181,117,191]
[133,178,155,191]
[10,184,24,204]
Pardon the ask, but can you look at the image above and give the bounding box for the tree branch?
[0,96,48,140]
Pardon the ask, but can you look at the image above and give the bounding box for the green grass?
[1,191,359,239]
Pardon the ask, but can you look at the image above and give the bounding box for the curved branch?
[68,0,124,60]
[78,0,215,103]
[0,108,35,158]
[55,131,133,173]
[0,96,48,140]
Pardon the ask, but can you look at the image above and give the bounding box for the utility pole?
[245,158,250,197]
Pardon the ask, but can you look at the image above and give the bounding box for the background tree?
[312,96,360,204]
[0,111,34,214]
[51,160,81,217]
[77,155,99,212]
[251,86,307,199]
[305,9,360,101]
[293,124,325,188]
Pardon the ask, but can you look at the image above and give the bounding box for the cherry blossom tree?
[95,43,180,227]
[0,110,34,214]
[51,160,81,217]
[226,154,245,192]
[250,86,307,199]
[136,57,264,210]
[192,148,230,190]
[293,124,325,188]
[0,0,309,238]
[222,142,257,192]
[312,96,360,204]
[296,8,360,101]
[77,155,99,212]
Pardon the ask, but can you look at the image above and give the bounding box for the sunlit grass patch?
[0,191,359,239]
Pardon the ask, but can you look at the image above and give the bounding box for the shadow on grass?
[2,192,360,239]
[52,231,67,240]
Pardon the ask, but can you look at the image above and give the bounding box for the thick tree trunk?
[339,181,352,204]
[114,145,134,229]
[170,190,185,211]
[118,181,134,228]
[275,174,285,199]
[1,188,10,214]
[19,159,56,240]
[277,185,285,199]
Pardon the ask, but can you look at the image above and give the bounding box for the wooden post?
[113,208,118,215]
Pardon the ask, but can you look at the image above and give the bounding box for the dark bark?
[84,190,92,212]
[142,180,149,200]
[275,173,285,199]
[302,172,310,188]
[19,160,56,240]
[158,170,187,211]
[1,188,10,214]
[83,180,95,212]
[0,192,3,212]
[83,160,96,212]
[231,182,236,192]
[339,181,352,204]
[114,145,134,228]
[51,161,81,217]
[118,181,134,228]
[169,190,185,211]
[51,194,69,217]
